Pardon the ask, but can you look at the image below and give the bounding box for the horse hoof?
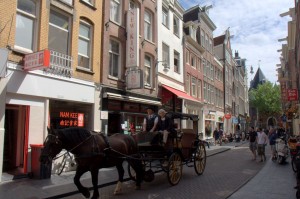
[135,185,141,190]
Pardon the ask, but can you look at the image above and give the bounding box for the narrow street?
[63,142,266,199]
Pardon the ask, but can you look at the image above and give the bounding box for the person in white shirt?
[142,107,158,132]
[257,127,268,162]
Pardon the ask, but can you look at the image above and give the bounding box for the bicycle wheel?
[57,154,67,175]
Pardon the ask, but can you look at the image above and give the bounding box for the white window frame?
[144,55,152,87]
[48,9,71,55]
[144,10,152,41]
[110,0,121,24]
[191,77,197,97]
[174,50,180,73]
[78,20,92,70]
[162,42,170,68]
[15,0,38,52]
[198,80,202,99]
[173,15,179,36]
[162,6,169,28]
[109,39,121,78]
[82,0,94,6]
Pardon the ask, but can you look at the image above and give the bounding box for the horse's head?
[39,127,63,165]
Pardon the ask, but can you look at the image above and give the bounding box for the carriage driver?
[142,106,158,132]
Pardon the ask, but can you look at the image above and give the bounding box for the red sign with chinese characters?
[287,89,298,101]
[59,112,84,127]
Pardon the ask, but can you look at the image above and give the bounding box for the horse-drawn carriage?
[40,112,206,198]
[129,112,206,185]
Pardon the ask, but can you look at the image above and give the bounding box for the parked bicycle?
[53,150,76,175]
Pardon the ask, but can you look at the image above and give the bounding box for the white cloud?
[179,0,294,84]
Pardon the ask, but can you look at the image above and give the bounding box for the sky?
[178,0,294,85]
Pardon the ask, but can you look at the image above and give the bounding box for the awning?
[103,92,162,106]
[162,84,199,103]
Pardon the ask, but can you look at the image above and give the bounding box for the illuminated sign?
[59,112,84,127]
[24,49,50,71]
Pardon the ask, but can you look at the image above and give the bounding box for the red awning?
[162,85,199,102]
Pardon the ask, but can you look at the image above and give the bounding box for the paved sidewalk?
[228,154,297,199]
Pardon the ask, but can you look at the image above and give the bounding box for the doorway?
[3,105,29,177]
[108,113,121,135]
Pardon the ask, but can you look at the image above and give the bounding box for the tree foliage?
[249,82,281,118]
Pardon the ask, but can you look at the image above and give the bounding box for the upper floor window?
[186,74,190,95]
[162,43,170,68]
[110,0,121,24]
[191,77,197,97]
[186,50,189,64]
[78,20,92,69]
[173,15,179,36]
[82,0,94,6]
[144,10,152,41]
[48,9,70,55]
[15,0,37,52]
[59,0,73,5]
[201,29,205,47]
[191,55,195,68]
[109,39,120,78]
[209,38,213,52]
[144,55,152,86]
[162,7,169,28]
[198,80,202,99]
[174,50,180,73]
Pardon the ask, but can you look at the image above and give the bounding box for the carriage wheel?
[167,152,182,186]
[194,142,206,175]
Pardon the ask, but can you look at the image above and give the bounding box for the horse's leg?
[114,162,124,195]
[74,165,90,198]
[129,158,143,190]
[91,168,99,199]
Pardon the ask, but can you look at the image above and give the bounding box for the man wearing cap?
[143,106,158,132]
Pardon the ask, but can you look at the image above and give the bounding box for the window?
[78,20,92,69]
[205,34,209,49]
[110,0,121,24]
[174,50,180,73]
[186,74,190,94]
[109,39,120,77]
[48,10,70,55]
[209,39,213,52]
[144,11,152,41]
[15,0,37,51]
[173,15,179,36]
[82,0,94,5]
[191,55,195,68]
[198,80,202,99]
[191,77,196,97]
[162,7,169,28]
[186,50,189,64]
[162,43,170,68]
[144,55,152,86]
[60,0,73,5]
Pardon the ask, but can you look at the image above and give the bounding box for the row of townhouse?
[0,0,248,181]
[278,2,300,134]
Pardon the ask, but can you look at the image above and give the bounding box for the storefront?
[101,88,161,135]
[204,113,216,138]
[0,62,96,181]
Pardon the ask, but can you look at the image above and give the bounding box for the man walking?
[248,126,257,160]
[257,127,268,162]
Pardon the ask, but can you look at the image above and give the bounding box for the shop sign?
[126,68,142,89]
[126,2,139,67]
[59,112,84,127]
[287,89,298,101]
[24,49,50,71]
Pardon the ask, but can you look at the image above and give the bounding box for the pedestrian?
[268,127,278,160]
[213,127,220,145]
[248,126,257,161]
[142,106,158,132]
[257,127,268,162]
[219,128,224,145]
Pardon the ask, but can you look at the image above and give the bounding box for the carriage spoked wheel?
[167,152,182,186]
[194,142,206,175]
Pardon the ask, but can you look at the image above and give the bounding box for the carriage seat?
[180,129,197,149]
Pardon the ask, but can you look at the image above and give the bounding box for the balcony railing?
[44,50,73,78]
